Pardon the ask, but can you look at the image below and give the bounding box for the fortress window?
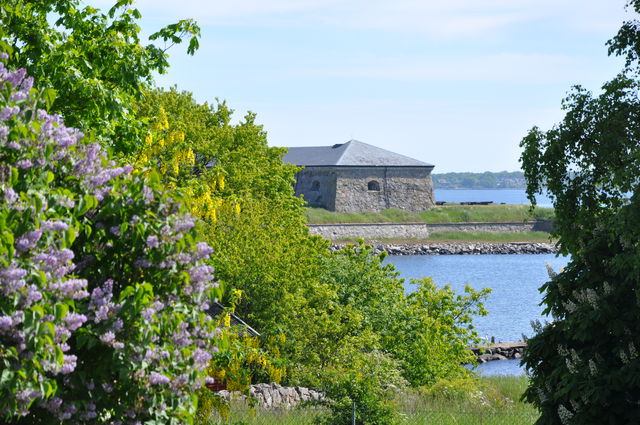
[368,180,380,191]
[311,180,320,191]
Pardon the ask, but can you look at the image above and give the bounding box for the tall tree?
[0,0,200,153]
[520,2,640,423]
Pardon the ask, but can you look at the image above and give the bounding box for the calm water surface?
[435,189,552,208]
[385,254,570,375]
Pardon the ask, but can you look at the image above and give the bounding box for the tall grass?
[305,205,554,225]
[202,376,538,425]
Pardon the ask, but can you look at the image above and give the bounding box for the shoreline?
[471,341,527,363]
[331,241,558,255]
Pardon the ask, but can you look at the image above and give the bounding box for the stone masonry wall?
[308,220,553,240]
[294,168,337,210]
[333,166,434,212]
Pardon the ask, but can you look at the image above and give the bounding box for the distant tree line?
[433,171,526,189]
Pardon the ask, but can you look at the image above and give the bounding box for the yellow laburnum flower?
[144,133,153,146]
[185,149,195,166]
[223,313,231,328]
[234,203,241,216]
[217,173,225,190]
[172,159,179,175]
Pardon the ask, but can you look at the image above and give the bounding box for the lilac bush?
[0,56,220,423]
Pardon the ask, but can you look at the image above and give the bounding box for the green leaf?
[65,227,76,245]
[42,88,57,109]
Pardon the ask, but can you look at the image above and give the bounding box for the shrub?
[0,57,220,423]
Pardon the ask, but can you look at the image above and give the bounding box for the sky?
[93,0,633,172]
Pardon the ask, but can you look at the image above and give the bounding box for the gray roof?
[283,140,433,167]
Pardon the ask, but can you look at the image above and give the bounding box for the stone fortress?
[283,140,435,212]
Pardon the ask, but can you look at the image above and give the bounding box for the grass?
[203,376,538,425]
[333,231,556,244]
[305,205,554,225]
[398,376,537,425]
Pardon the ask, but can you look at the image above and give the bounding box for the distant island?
[433,171,526,189]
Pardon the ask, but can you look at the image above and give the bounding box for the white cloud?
[90,0,631,37]
[300,52,612,85]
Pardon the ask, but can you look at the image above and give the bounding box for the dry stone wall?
[216,383,324,408]
[309,220,553,240]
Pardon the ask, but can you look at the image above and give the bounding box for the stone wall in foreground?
[309,220,553,240]
[216,383,324,408]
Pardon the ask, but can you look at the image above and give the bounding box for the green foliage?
[392,279,490,387]
[315,351,404,425]
[133,87,300,202]
[433,171,526,189]
[0,60,219,423]
[305,205,554,224]
[520,4,640,423]
[132,66,493,423]
[0,0,200,153]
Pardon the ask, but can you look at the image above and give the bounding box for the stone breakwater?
[471,341,527,363]
[331,242,558,255]
[217,383,324,408]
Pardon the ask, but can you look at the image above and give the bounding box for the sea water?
[385,254,570,375]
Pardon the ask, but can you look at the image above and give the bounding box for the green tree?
[0,0,200,153]
[520,2,640,423]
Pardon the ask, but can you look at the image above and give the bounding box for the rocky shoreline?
[331,242,558,255]
[471,341,527,363]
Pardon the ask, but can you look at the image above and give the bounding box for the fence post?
[352,400,356,425]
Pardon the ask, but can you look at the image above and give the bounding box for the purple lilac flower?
[90,281,115,322]
[1,265,26,281]
[50,278,89,300]
[0,315,12,332]
[64,313,87,331]
[192,348,212,365]
[170,374,189,390]
[16,389,42,402]
[146,235,159,248]
[133,258,152,268]
[148,372,170,385]
[15,229,43,252]
[21,284,43,307]
[15,159,32,169]
[41,220,69,231]
[5,68,26,87]
[188,264,214,284]
[142,185,154,204]
[100,331,115,345]
[172,216,195,232]
[54,325,71,344]
[60,354,77,374]
[7,141,20,150]
[0,105,20,120]
[196,242,213,260]
[3,187,17,204]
